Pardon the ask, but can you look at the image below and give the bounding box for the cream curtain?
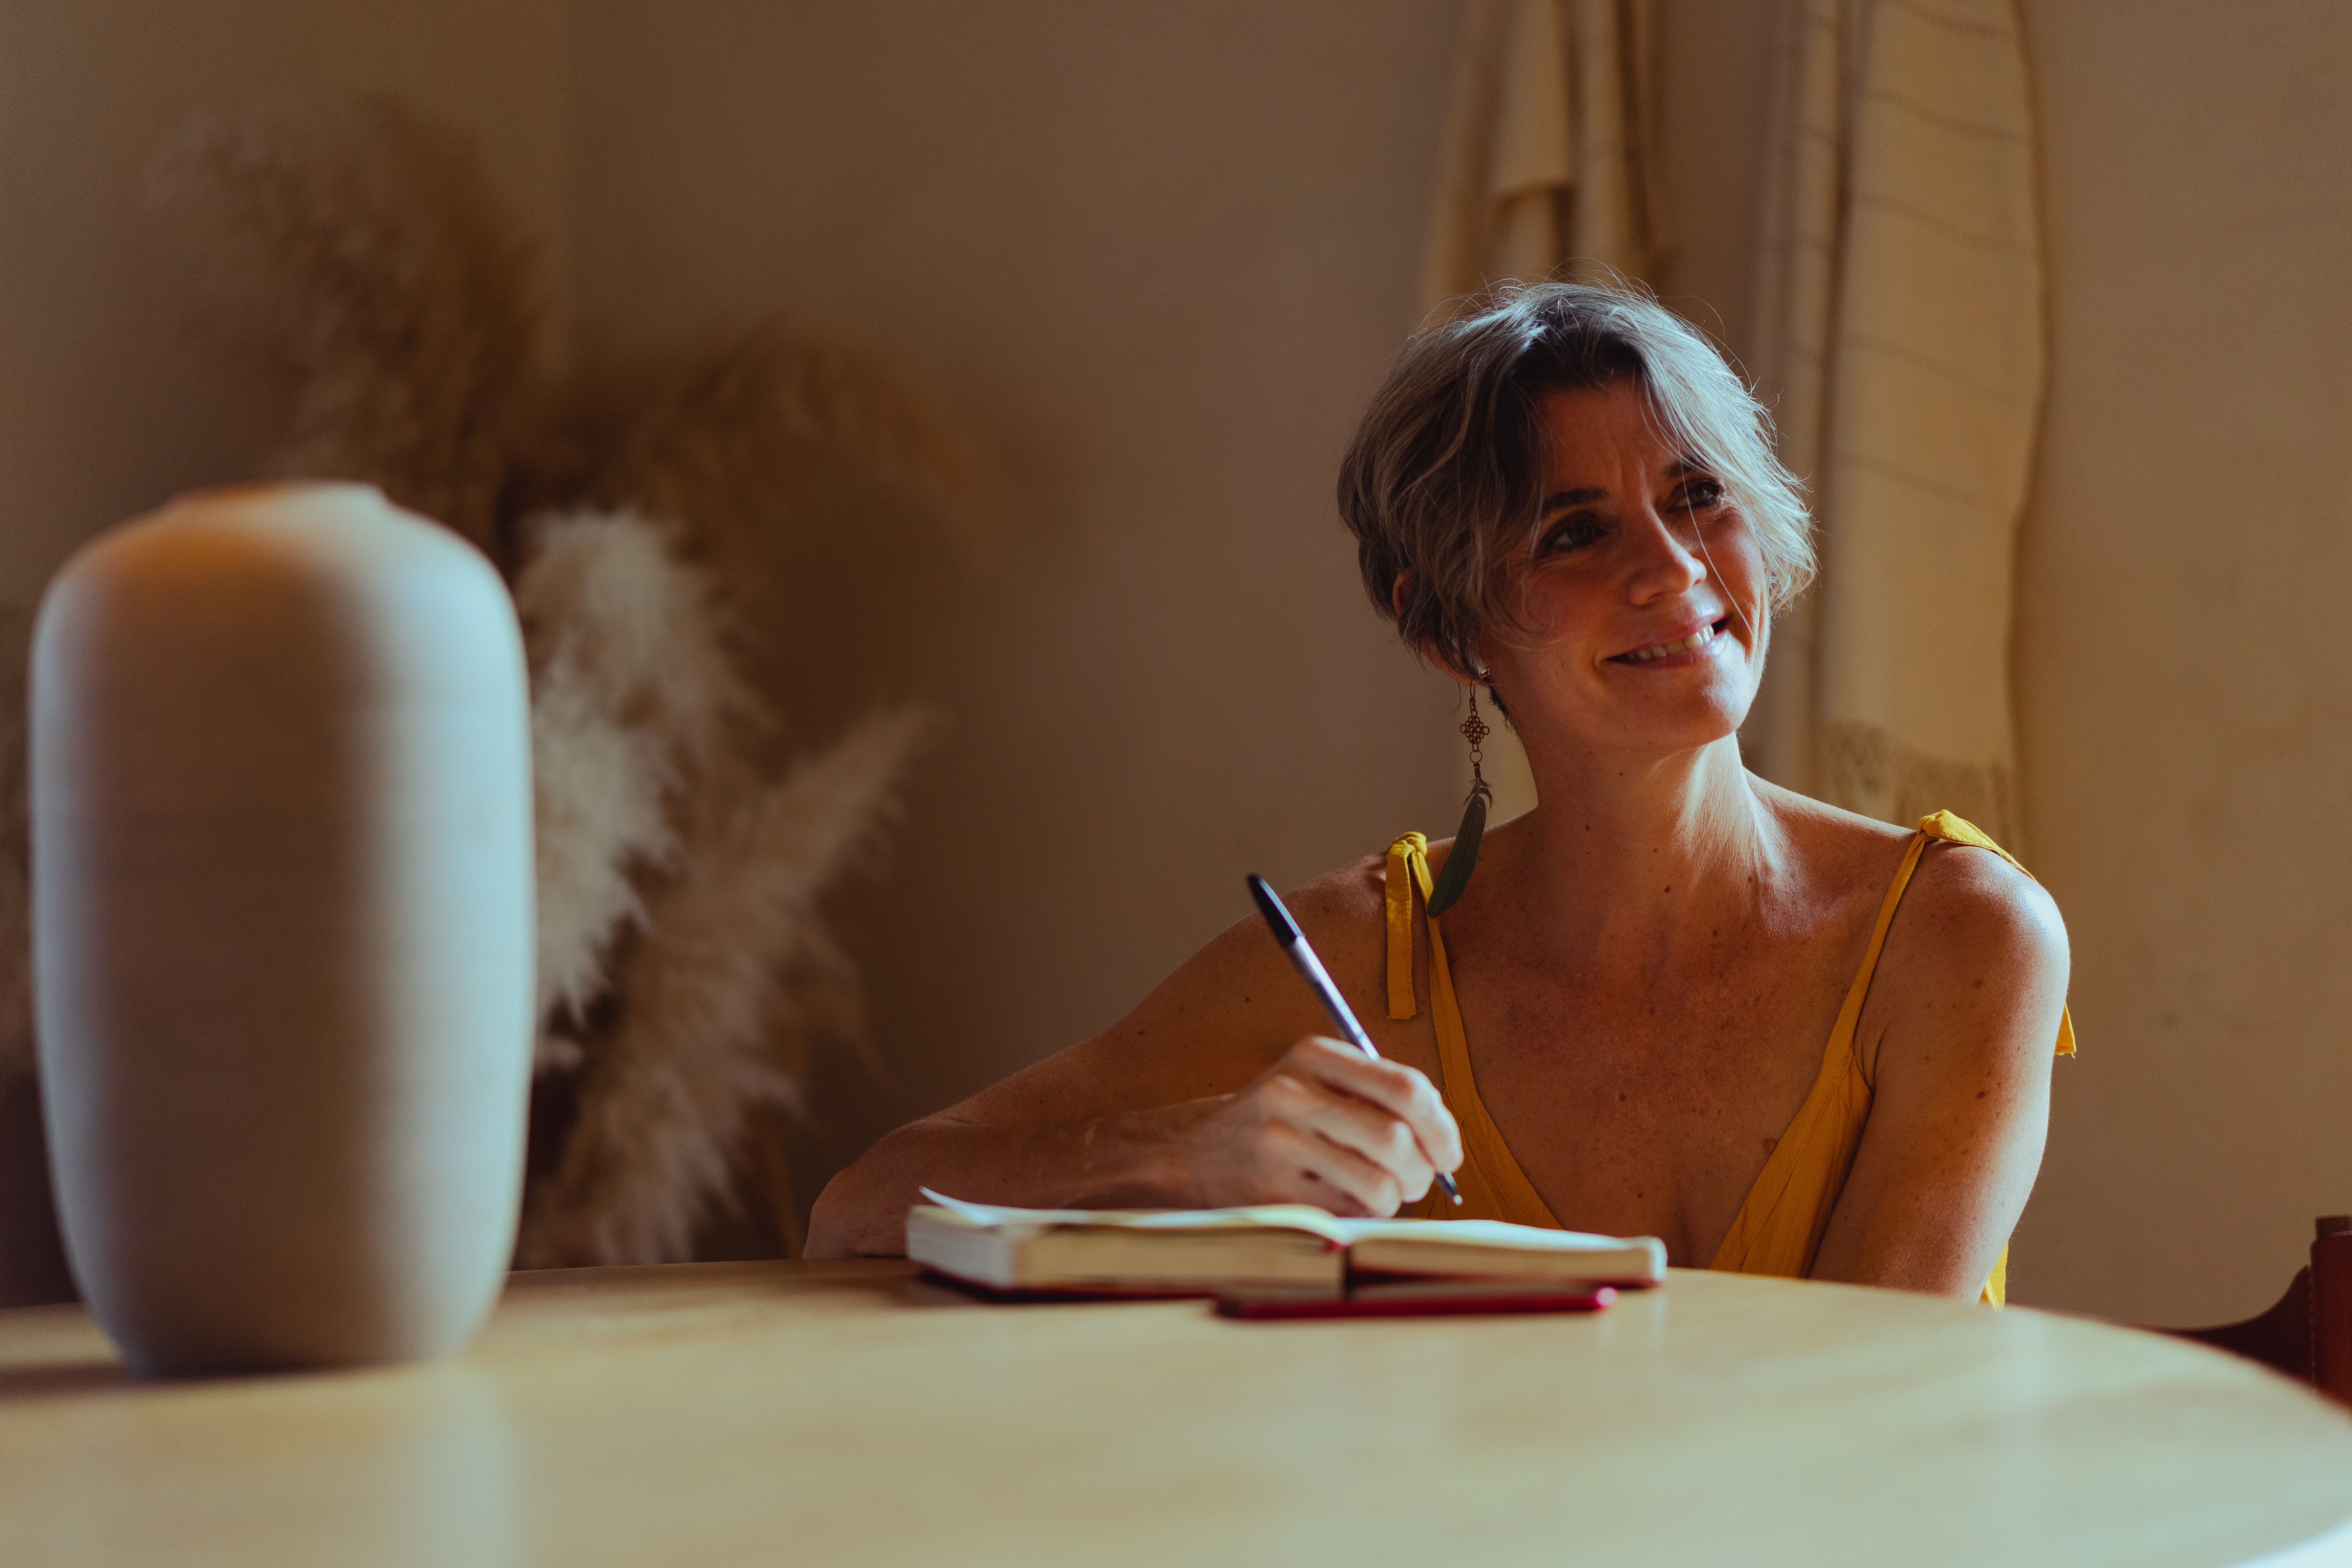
[1422,0,1660,306]
[1420,0,1660,819]
[1745,0,2046,844]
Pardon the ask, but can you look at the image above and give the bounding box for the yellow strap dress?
[1386,810,2074,1306]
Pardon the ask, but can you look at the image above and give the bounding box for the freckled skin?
[807,383,2069,1296]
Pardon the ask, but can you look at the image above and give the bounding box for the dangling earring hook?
[1460,685,1494,807]
[1425,683,1493,918]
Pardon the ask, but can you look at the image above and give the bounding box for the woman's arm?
[804,883,1464,1257]
[1808,843,2071,1295]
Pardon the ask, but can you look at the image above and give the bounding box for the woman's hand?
[1167,1036,1463,1216]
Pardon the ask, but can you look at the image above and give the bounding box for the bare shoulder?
[1754,772,2056,922]
[1275,851,1391,940]
[1258,851,1396,1005]
[1749,774,2069,1048]
[1868,828,2070,1072]
[1134,849,1396,1022]
[1897,836,2069,979]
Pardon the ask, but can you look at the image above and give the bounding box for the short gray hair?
[1337,281,1813,675]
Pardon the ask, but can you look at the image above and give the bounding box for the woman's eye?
[1537,516,1604,556]
[1679,477,1728,511]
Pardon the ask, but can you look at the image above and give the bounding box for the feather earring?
[1425,686,1495,917]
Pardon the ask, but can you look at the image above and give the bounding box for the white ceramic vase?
[31,483,534,1375]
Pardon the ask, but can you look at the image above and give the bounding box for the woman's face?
[1474,379,1768,765]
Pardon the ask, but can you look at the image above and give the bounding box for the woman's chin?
[1513,658,1761,760]
[1592,688,1753,756]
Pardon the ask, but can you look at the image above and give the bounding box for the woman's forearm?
[803,1103,1211,1258]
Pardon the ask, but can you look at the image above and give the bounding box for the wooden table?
[4,1261,2351,1567]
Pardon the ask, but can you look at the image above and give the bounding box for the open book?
[907,1189,1667,1297]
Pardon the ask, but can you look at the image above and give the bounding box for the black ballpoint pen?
[1246,873,1462,1205]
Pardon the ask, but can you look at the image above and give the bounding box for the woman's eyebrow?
[1539,485,1608,516]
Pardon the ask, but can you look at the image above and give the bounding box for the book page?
[918,1189,1353,1240]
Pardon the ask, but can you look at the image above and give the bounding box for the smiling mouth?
[1611,617,1731,664]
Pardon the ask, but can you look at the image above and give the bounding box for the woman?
[807,284,2070,1302]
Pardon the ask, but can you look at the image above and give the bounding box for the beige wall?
[0,0,568,605]
[565,0,1470,1151]
[2004,0,2352,1323]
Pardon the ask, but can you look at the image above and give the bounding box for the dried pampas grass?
[3,92,989,1265]
[521,696,932,1265]
[147,98,539,557]
[538,323,991,567]
[515,508,934,1262]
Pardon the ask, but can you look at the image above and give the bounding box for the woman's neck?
[1483,733,1786,951]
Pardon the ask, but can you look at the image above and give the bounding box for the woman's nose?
[1622,505,1707,601]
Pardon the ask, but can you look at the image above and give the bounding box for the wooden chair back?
[2164,1217,2352,1405]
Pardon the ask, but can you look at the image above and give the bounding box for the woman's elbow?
[803,1151,905,1259]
